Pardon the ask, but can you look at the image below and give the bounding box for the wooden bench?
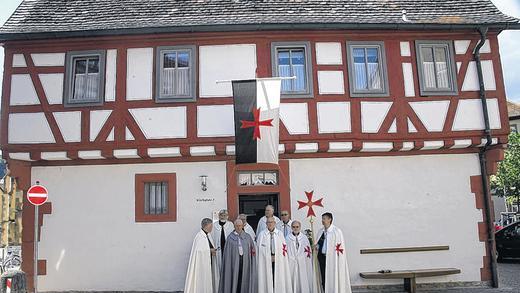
[360,268,461,293]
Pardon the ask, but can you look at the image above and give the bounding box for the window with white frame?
[272,42,313,98]
[346,41,389,97]
[416,41,458,96]
[156,46,196,102]
[64,50,106,106]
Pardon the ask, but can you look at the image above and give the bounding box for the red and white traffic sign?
[27,185,48,206]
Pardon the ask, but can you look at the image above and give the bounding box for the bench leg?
[404,277,417,293]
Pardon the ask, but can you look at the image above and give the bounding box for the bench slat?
[360,268,461,280]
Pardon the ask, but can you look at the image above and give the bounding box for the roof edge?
[2,22,520,42]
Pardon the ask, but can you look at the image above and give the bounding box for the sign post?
[27,183,48,293]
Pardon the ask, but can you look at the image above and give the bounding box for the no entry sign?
[27,185,48,206]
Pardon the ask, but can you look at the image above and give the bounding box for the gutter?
[1,21,520,42]
[474,26,499,288]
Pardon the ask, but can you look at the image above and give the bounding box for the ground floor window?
[135,173,177,222]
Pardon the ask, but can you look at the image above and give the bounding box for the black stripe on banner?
[232,80,257,164]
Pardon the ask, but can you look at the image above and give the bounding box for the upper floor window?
[272,42,313,98]
[416,40,458,96]
[346,41,389,97]
[156,46,196,102]
[64,50,106,107]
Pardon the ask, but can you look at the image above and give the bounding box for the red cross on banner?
[240,107,273,140]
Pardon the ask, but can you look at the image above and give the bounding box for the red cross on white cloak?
[240,107,273,140]
[335,243,344,255]
[304,246,311,258]
[282,243,288,257]
[250,245,256,257]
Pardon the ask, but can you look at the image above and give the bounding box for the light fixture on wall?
[200,175,208,191]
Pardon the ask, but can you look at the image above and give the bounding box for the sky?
[0,0,519,102]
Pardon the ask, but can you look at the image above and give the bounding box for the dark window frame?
[346,41,389,98]
[135,173,177,222]
[155,45,197,102]
[271,41,314,98]
[64,50,106,107]
[415,40,458,96]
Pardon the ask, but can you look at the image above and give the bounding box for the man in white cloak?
[316,212,352,293]
[211,209,234,271]
[275,210,293,238]
[239,213,256,240]
[286,220,318,293]
[257,217,292,293]
[184,218,219,293]
[256,205,280,236]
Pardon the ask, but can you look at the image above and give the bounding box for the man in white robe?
[275,210,293,238]
[211,209,234,272]
[286,220,318,293]
[239,213,256,240]
[316,212,352,293]
[257,217,292,293]
[184,218,219,293]
[256,205,280,236]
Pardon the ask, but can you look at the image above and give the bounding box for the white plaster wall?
[10,74,39,105]
[53,112,81,143]
[317,71,345,94]
[409,101,450,132]
[317,102,351,133]
[315,42,343,65]
[197,105,235,137]
[126,48,153,100]
[34,162,228,291]
[454,40,471,55]
[402,63,415,97]
[199,44,257,97]
[90,110,112,141]
[39,74,64,105]
[129,107,187,139]
[452,98,501,131]
[462,61,496,91]
[400,42,411,57]
[8,113,55,144]
[361,102,393,133]
[289,154,485,286]
[12,54,26,67]
[105,49,117,102]
[279,103,309,134]
[30,53,65,67]
[34,154,486,290]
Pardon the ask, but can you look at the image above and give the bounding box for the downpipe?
[474,26,499,288]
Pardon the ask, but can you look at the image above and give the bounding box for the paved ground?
[422,260,520,293]
[356,260,520,292]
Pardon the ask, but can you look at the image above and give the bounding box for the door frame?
[226,160,291,219]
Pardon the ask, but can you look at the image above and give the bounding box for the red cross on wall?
[240,108,273,140]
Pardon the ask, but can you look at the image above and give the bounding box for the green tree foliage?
[491,132,520,210]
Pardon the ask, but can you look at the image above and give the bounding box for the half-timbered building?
[0,0,519,291]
